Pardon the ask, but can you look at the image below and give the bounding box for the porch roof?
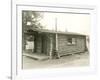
[25,28,86,36]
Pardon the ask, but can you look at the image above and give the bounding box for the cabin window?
[67,38,76,45]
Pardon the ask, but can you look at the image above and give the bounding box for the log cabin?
[24,28,87,59]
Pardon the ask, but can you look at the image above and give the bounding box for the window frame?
[67,37,77,45]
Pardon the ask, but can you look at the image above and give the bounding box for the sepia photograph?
[22,10,90,69]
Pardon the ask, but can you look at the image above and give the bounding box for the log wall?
[58,34,86,56]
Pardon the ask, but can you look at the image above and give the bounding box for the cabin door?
[42,35,47,54]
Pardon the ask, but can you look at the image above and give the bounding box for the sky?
[39,12,91,35]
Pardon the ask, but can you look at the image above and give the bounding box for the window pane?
[67,38,76,45]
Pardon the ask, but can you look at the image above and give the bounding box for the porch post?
[55,33,58,51]
[49,35,53,59]
[55,32,60,58]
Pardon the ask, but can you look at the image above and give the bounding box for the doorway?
[41,35,47,54]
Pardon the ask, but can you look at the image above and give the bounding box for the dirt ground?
[23,51,89,69]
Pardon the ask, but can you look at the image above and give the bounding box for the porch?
[23,29,60,59]
[23,52,49,60]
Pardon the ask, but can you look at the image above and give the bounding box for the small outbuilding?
[24,28,87,59]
